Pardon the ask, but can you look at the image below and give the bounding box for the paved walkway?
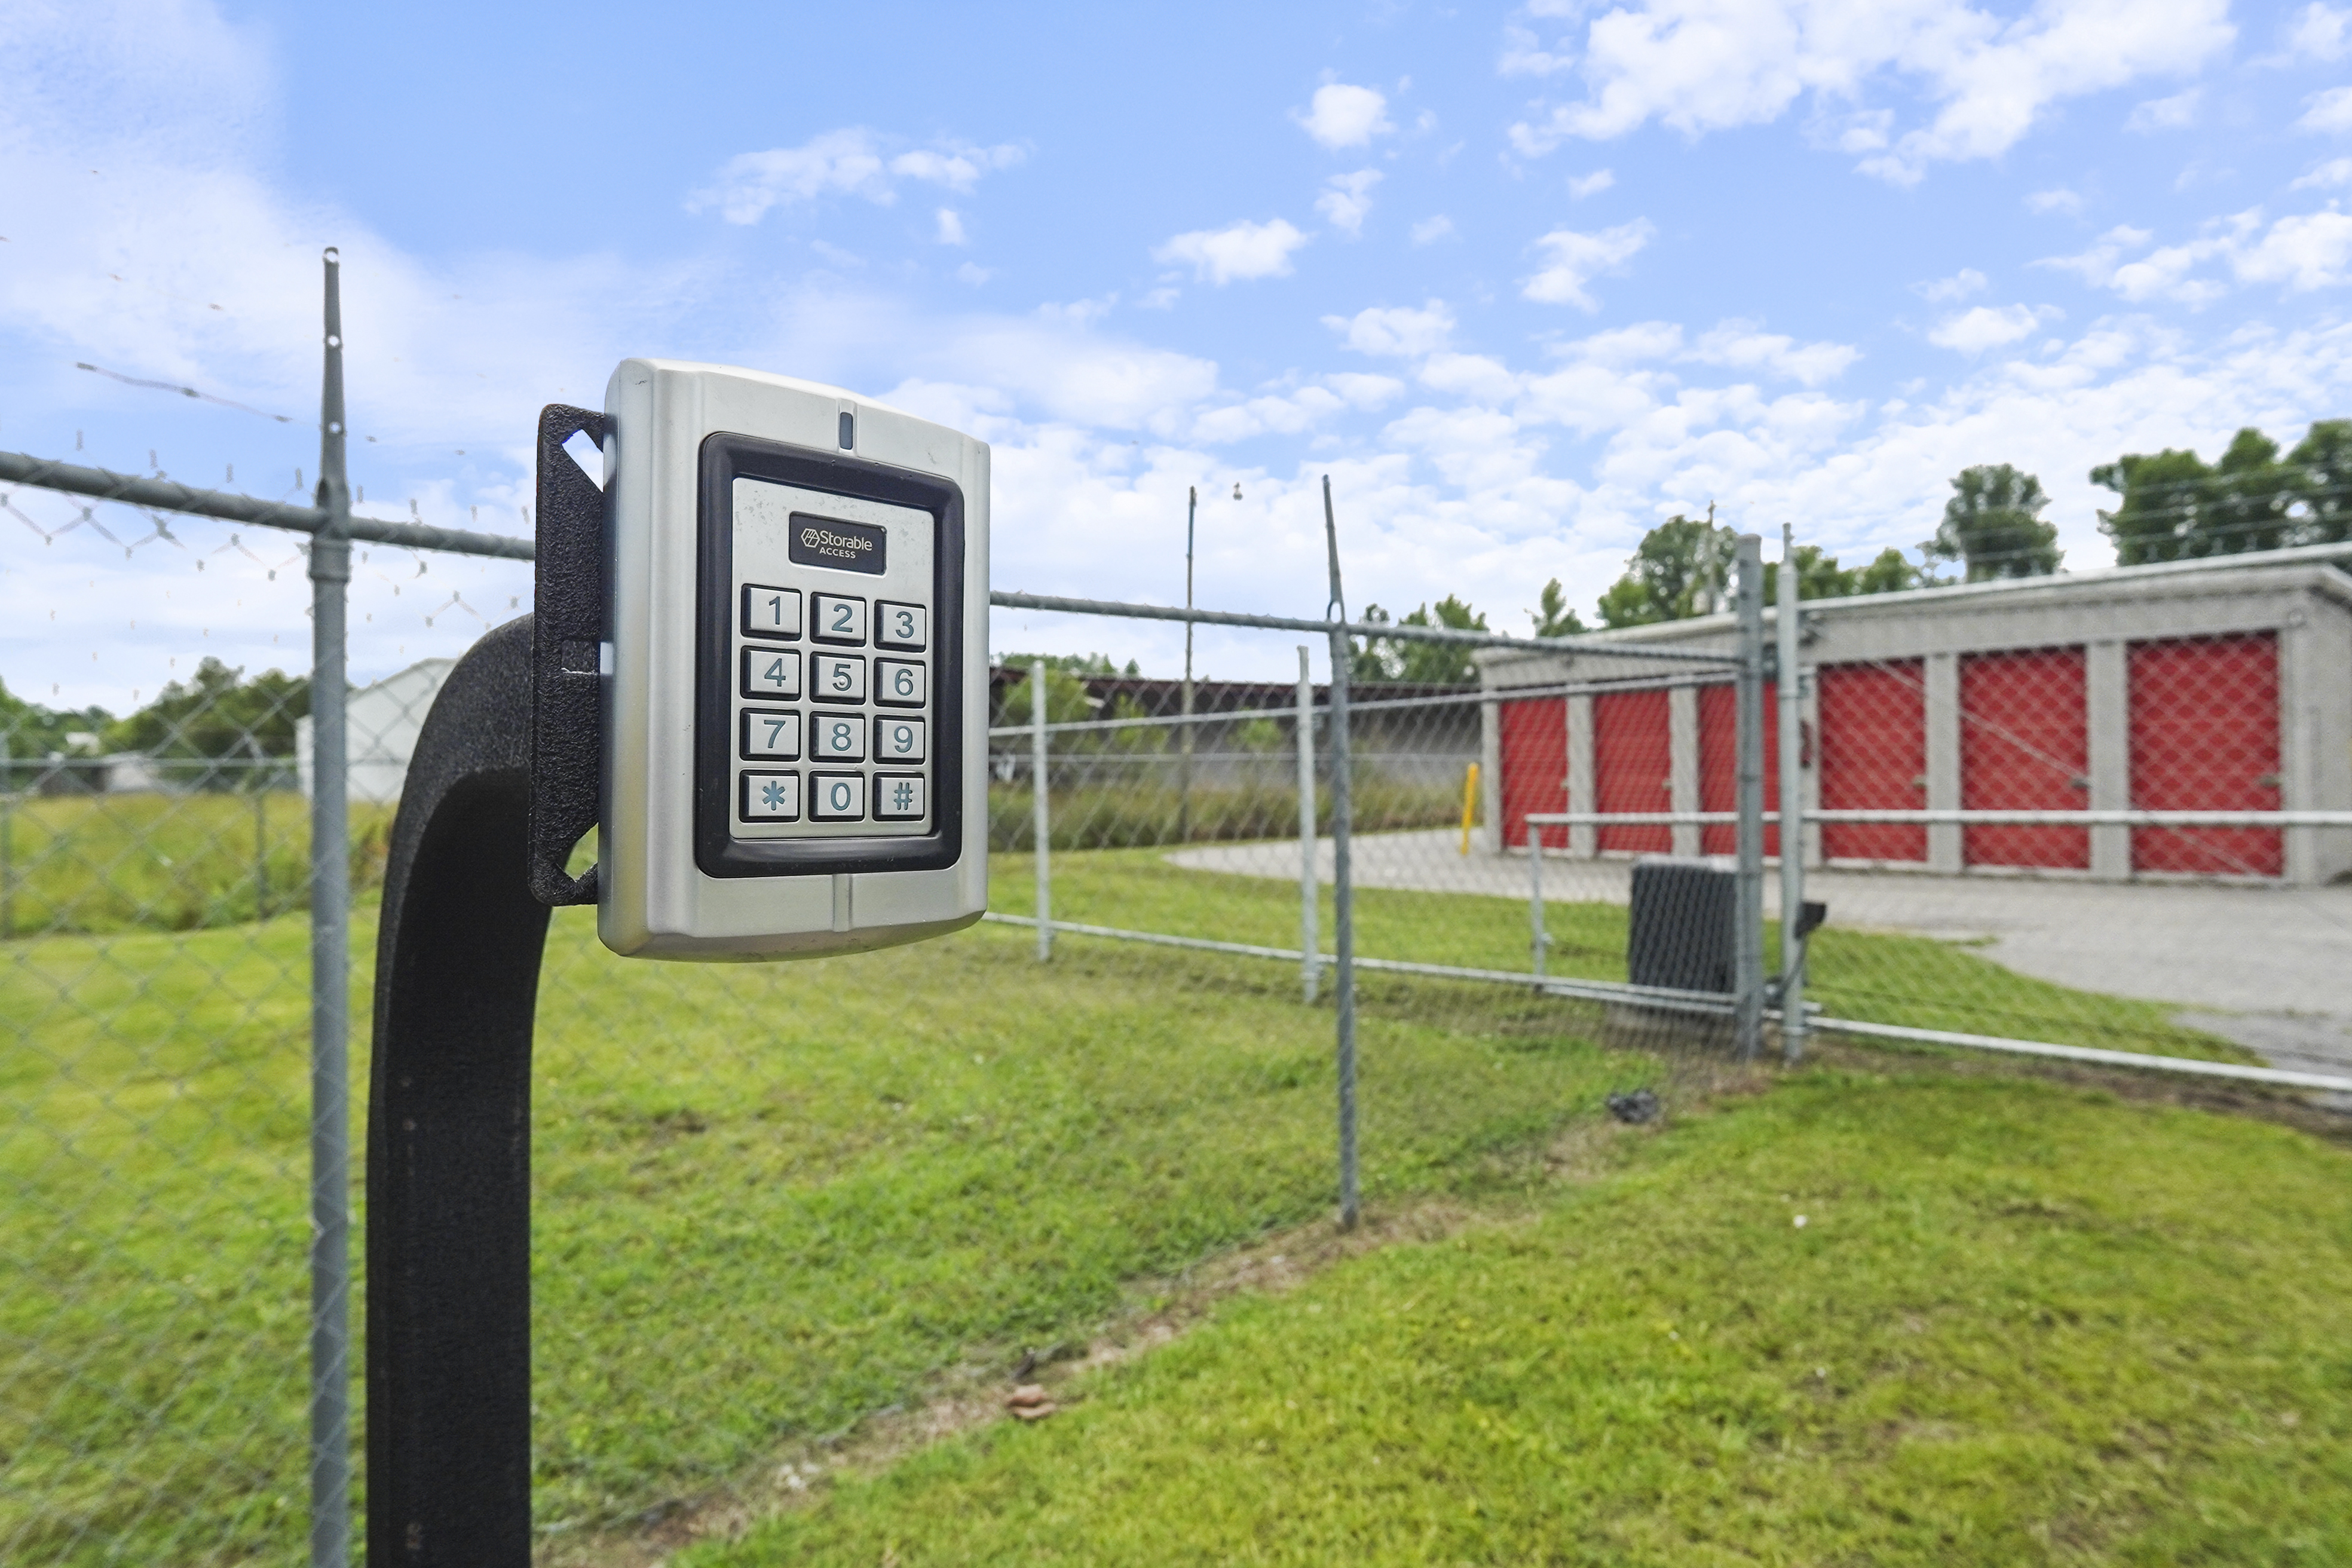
[1167,829,2352,1080]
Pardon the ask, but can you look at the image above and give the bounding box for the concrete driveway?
[1166,829,2352,1080]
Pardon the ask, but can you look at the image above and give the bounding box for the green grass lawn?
[697,1068,2352,1567]
[0,841,2276,1564]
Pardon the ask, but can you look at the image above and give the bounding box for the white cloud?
[955,261,993,285]
[1316,170,1383,238]
[1506,0,2234,185]
[1568,168,1616,198]
[1499,22,1576,77]
[1685,321,1860,385]
[1928,303,2058,353]
[1410,215,1457,244]
[1192,385,1347,443]
[1323,299,1456,357]
[1295,82,1394,149]
[687,129,1024,225]
[2026,187,2084,215]
[2300,85,2352,133]
[2292,157,2352,189]
[1326,372,1407,408]
[1152,219,1310,284]
[2126,87,2200,132]
[2233,209,2352,290]
[1521,219,1655,310]
[2287,3,2351,60]
[1420,351,1525,404]
[935,207,967,245]
[2040,207,2352,304]
[1918,267,1990,302]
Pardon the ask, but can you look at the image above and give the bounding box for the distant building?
[298,658,456,804]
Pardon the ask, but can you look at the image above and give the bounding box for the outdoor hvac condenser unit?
[1626,858,1735,994]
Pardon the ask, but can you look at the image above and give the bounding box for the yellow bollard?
[1459,761,1479,855]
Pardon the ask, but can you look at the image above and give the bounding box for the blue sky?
[5,0,2352,705]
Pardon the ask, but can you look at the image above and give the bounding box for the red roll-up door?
[1594,687,1673,854]
[2130,633,2283,877]
[1817,660,1927,863]
[1696,681,1780,857]
[1497,697,1567,849]
[1960,647,2088,870]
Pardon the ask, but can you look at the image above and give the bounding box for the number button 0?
[809,771,866,822]
[875,601,926,650]
[874,659,926,708]
[739,709,801,760]
[808,653,866,703]
[739,648,801,700]
[811,712,866,762]
[810,593,868,645]
[741,584,802,640]
[874,716,926,764]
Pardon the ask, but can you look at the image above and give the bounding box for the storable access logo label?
[788,513,887,575]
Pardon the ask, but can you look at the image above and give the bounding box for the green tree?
[1595,514,1735,628]
[994,659,1098,727]
[0,678,114,763]
[2094,420,2352,564]
[1760,543,1937,602]
[1855,546,1933,594]
[105,659,308,785]
[1925,464,2061,581]
[1352,595,1487,684]
[1528,578,1586,639]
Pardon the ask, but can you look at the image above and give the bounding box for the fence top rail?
[1524,809,2352,826]
[985,681,1507,738]
[989,589,1741,665]
[0,450,537,560]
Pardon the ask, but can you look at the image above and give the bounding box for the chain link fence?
[11,298,2352,1564]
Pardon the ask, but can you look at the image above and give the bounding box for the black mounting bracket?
[528,404,608,906]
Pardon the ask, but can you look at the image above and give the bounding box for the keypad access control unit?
[601,360,989,959]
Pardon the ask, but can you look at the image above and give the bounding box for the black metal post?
[366,617,546,1567]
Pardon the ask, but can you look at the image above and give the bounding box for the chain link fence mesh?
[8,456,2349,1566]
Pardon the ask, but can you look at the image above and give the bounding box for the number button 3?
[875,601,926,651]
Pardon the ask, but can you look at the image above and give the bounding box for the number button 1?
[874,659,926,708]
[739,648,801,700]
[875,601,926,650]
[741,584,802,640]
[810,593,868,645]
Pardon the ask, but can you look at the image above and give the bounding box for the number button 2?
[874,659,925,708]
[875,601,926,651]
[739,648,801,700]
[810,593,868,645]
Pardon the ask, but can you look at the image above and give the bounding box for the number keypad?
[724,477,941,843]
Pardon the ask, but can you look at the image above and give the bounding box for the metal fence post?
[1527,821,1548,982]
[1327,624,1358,1229]
[1777,526,1807,1064]
[1295,644,1318,1004]
[1733,533,1766,1062]
[1031,659,1051,961]
[307,246,354,1568]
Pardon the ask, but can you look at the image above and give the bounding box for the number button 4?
[874,659,925,708]
[739,648,801,700]
[810,593,868,646]
[875,601,926,651]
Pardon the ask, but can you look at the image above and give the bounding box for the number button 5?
[808,653,866,703]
